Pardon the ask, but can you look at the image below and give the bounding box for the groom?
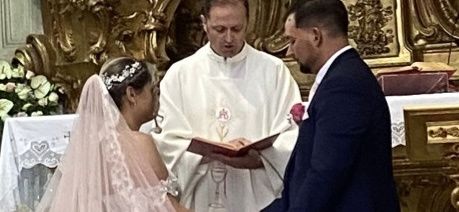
[264,0,400,211]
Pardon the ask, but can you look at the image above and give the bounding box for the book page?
[411,62,456,76]
[376,62,457,77]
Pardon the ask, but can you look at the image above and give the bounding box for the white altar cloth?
[0,114,77,212]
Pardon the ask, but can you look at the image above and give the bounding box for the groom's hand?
[209,149,264,169]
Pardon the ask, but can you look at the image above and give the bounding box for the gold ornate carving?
[51,0,77,62]
[404,106,459,160]
[13,35,57,77]
[406,0,459,47]
[343,0,413,67]
[395,173,456,212]
[432,0,459,39]
[399,106,459,211]
[246,0,292,55]
[444,143,459,161]
[451,174,459,210]
[166,1,206,62]
[426,121,459,144]
[347,0,395,57]
[429,127,459,138]
[14,0,181,110]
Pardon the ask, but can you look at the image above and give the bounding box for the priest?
[152,0,301,211]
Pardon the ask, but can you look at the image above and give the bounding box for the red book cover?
[187,133,280,157]
[376,62,455,96]
[377,72,449,96]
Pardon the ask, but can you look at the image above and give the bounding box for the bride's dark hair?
[99,57,152,109]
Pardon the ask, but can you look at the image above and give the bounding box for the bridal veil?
[36,75,175,211]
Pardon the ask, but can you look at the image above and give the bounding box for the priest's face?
[201,2,247,58]
[284,14,319,74]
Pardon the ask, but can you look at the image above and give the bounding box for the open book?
[375,62,457,77]
[187,133,280,157]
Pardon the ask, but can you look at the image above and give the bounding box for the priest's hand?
[200,137,251,165]
[209,149,264,169]
[227,137,251,149]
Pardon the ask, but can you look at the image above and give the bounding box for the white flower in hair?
[102,61,142,89]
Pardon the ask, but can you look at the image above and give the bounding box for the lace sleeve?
[160,174,179,197]
[104,184,174,211]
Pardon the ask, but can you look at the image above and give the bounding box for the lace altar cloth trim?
[19,141,62,168]
[391,122,405,147]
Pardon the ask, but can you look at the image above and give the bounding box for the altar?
[386,93,459,147]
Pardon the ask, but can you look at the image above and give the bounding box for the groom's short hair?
[289,0,349,38]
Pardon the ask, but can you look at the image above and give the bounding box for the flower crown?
[102,61,142,90]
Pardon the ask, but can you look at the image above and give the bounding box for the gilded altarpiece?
[10,0,459,211]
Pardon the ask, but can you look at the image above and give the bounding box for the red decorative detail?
[290,103,305,125]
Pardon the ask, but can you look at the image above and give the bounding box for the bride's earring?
[152,114,163,133]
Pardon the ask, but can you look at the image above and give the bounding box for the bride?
[37,57,188,211]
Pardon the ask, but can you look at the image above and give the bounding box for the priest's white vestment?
[153,43,301,212]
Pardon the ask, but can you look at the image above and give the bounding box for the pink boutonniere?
[290,103,305,125]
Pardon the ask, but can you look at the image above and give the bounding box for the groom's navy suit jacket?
[266,49,400,212]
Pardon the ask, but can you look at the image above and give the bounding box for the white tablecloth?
[0,114,77,212]
[386,93,459,147]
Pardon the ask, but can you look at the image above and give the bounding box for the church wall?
[0,0,43,60]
